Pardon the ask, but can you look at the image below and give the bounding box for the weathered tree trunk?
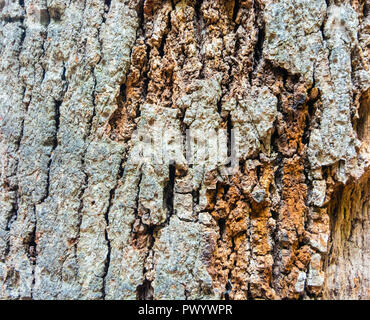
[0,0,369,300]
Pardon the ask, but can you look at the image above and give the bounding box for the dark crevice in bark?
[107,83,128,138]
[217,92,225,116]
[141,42,151,101]
[41,68,46,84]
[74,166,88,267]
[354,89,369,141]
[91,71,97,112]
[192,189,200,206]
[105,0,111,9]
[117,152,127,182]
[232,0,240,23]
[4,187,19,258]
[194,0,203,18]
[136,221,156,300]
[253,22,264,71]
[270,211,280,275]
[102,0,111,23]
[15,119,25,153]
[17,21,26,96]
[136,279,154,300]
[102,187,115,299]
[136,0,147,64]
[17,24,26,80]
[61,62,67,84]
[138,0,145,25]
[163,162,175,217]
[184,287,190,300]
[29,205,38,298]
[194,0,205,79]
[256,164,262,180]
[136,172,143,215]
[158,32,167,58]
[218,218,226,239]
[158,10,172,58]
[134,171,156,300]
[320,2,329,41]
[119,82,127,103]
[1,16,24,23]
[86,70,97,139]
[95,4,105,61]
[226,113,233,167]
[40,24,49,85]
[178,108,190,163]
[248,0,264,83]
[224,279,232,300]
[364,1,368,17]
[302,87,320,146]
[185,125,192,165]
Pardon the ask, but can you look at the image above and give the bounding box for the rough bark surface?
[0,0,369,300]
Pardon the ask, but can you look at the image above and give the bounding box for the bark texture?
[0,0,369,300]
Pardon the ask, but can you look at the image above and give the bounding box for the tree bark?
[0,0,369,300]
